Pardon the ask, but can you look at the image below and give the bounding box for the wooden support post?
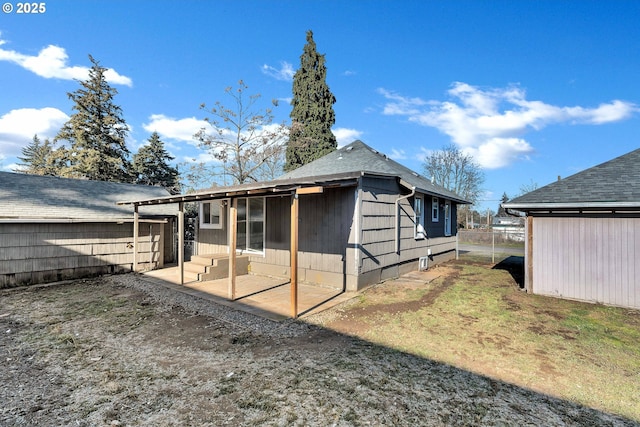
[158,222,165,268]
[178,202,184,285]
[133,205,139,272]
[492,230,495,264]
[526,216,533,293]
[228,199,237,300]
[290,193,299,318]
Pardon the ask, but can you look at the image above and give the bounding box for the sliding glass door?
[236,197,264,253]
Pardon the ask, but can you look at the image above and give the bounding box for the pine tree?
[16,135,58,175]
[132,132,180,194]
[55,55,132,182]
[284,30,337,171]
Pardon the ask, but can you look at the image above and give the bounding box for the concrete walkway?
[141,266,356,321]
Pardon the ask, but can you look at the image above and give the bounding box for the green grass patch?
[338,261,640,421]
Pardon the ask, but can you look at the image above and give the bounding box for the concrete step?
[190,254,229,267]
[199,255,250,281]
[183,270,200,282]
[184,261,207,274]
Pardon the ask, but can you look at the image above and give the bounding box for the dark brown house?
[121,140,469,293]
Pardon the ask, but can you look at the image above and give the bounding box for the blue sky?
[1,0,639,212]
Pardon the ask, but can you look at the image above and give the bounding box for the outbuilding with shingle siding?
[0,172,177,287]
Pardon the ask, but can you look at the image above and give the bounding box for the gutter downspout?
[395,180,416,254]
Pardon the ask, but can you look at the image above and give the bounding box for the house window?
[432,197,439,222]
[200,200,225,229]
[236,197,265,253]
[414,195,425,239]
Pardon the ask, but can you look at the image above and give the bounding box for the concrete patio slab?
[140,266,356,321]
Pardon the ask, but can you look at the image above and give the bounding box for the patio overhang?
[116,173,362,319]
[116,172,362,208]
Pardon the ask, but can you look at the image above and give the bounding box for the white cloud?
[379,82,638,169]
[0,107,69,157]
[377,88,427,116]
[389,148,407,160]
[0,37,132,86]
[143,114,208,144]
[464,138,533,169]
[332,127,363,147]
[261,61,295,81]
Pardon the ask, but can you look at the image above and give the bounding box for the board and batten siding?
[197,189,359,290]
[530,215,640,309]
[0,221,170,288]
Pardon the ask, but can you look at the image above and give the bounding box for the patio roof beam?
[296,186,324,195]
[116,174,362,207]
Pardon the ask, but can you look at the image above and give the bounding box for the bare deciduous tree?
[423,144,485,228]
[518,179,539,196]
[423,144,485,204]
[194,80,288,185]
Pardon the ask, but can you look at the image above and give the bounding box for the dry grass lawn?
[318,259,640,422]
[1,259,639,426]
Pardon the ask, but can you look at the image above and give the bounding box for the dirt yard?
[1,262,638,426]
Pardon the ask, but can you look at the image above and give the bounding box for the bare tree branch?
[194,81,288,185]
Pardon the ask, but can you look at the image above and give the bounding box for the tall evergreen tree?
[55,55,132,182]
[284,30,337,171]
[16,134,58,175]
[132,132,180,194]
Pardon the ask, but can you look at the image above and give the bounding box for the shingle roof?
[280,140,469,203]
[0,172,177,220]
[504,148,640,209]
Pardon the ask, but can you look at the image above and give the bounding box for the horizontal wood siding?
[360,177,399,273]
[0,221,166,288]
[532,216,640,309]
[359,176,457,276]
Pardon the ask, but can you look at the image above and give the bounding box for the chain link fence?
[457,229,525,263]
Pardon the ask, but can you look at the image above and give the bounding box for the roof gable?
[506,148,640,209]
[0,172,177,220]
[280,140,469,203]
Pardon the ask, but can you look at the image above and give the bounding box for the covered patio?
[140,266,355,321]
[118,173,361,319]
